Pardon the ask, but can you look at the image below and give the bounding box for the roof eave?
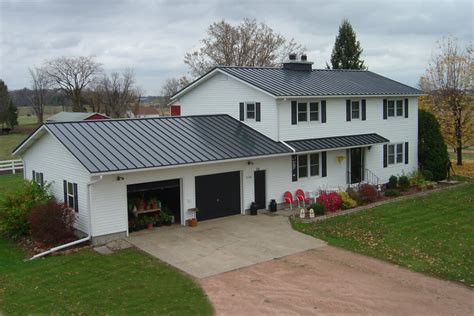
[275,93,426,99]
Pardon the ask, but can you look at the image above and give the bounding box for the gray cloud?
[1,0,472,94]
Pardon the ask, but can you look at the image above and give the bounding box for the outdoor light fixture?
[247,161,254,165]
[117,176,124,181]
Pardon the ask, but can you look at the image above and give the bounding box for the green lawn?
[0,174,213,315]
[0,133,28,160]
[292,183,474,286]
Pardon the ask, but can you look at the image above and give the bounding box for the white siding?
[21,132,91,233]
[178,72,279,140]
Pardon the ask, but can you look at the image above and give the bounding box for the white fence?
[0,159,23,174]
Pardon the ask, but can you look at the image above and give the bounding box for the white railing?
[0,159,23,174]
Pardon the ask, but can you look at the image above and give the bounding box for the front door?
[350,148,364,184]
[254,170,266,209]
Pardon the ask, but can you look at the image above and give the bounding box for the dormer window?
[297,102,319,123]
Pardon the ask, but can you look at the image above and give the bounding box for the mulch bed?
[17,236,91,258]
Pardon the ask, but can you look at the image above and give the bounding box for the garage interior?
[127,179,181,231]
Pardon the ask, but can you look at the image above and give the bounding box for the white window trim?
[245,102,256,120]
[66,181,76,211]
[387,143,404,166]
[298,153,321,178]
[387,99,404,118]
[296,101,320,123]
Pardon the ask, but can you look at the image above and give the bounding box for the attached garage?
[195,171,241,221]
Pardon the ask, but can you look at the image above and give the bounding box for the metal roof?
[46,112,107,122]
[219,67,422,97]
[43,114,292,174]
[286,133,389,152]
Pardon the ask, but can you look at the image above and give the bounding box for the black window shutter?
[346,100,351,121]
[383,144,388,168]
[63,180,68,205]
[291,101,297,125]
[321,151,327,177]
[73,183,79,212]
[40,173,44,187]
[361,99,366,121]
[239,102,244,121]
[383,99,388,120]
[404,98,409,118]
[405,142,409,164]
[32,170,36,181]
[291,155,298,181]
[321,100,327,123]
[256,102,261,122]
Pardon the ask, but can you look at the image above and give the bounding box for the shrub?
[386,175,398,189]
[339,192,357,210]
[316,192,342,213]
[0,181,52,239]
[398,176,410,191]
[28,200,76,246]
[358,184,379,203]
[307,202,326,216]
[408,170,425,186]
[347,187,362,205]
[418,110,449,180]
[384,188,400,197]
[422,170,434,181]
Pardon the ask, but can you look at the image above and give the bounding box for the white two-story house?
[14,55,422,244]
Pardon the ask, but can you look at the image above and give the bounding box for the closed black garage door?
[195,171,241,221]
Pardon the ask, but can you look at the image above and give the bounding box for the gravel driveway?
[200,246,474,315]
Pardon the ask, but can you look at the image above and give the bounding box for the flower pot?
[147,223,153,230]
[188,218,198,227]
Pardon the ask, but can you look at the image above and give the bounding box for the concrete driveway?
[127,213,325,278]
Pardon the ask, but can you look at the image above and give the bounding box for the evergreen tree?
[0,79,10,127]
[6,99,18,130]
[418,109,449,180]
[329,19,366,70]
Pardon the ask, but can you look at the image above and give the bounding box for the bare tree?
[29,67,50,123]
[420,36,473,165]
[99,69,141,118]
[83,77,105,113]
[160,76,189,104]
[184,18,305,77]
[44,56,102,112]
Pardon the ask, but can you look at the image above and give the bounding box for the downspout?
[280,141,296,153]
[27,175,103,261]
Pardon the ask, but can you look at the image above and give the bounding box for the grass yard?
[0,133,29,160]
[292,183,474,286]
[0,174,213,315]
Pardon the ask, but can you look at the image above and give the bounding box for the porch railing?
[0,159,23,174]
[347,168,380,187]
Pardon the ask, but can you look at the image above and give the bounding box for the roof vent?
[283,54,313,71]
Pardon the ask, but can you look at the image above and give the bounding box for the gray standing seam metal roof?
[44,114,292,173]
[46,112,104,122]
[218,67,422,96]
[286,133,389,152]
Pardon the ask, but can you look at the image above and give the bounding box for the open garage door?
[195,171,241,221]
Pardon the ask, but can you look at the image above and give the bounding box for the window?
[388,144,404,165]
[32,171,44,186]
[65,181,77,211]
[297,102,319,122]
[246,103,255,119]
[351,101,360,119]
[298,153,320,178]
[388,99,403,117]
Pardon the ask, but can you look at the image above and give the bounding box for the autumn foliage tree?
[419,37,473,165]
[184,18,304,77]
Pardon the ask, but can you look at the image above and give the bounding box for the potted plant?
[137,196,146,211]
[149,198,159,209]
[160,208,173,226]
[188,208,199,227]
[143,215,155,230]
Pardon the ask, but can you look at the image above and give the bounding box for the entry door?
[195,171,241,221]
[350,148,364,184]
[254,170,266,209]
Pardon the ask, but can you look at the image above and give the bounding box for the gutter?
[27,175,103,261]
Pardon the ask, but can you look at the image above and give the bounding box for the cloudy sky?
[0,0,472,95]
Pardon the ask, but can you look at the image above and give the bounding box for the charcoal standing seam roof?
[43,114,292,174]
[218,67,422,96]
[286,133,389,152]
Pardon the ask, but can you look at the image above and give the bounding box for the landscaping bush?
[358,184,379,203]
[307,202,326,216]
[316,191,342,212]
[398,175,410,191]
[0,180,52,239]
[422,170,434,181]
[28,200,76,246]
[384,188,400,197]
[418,110,449,180]
[386,175,398,189]
[339,191,358,210]
[408,170,425,186]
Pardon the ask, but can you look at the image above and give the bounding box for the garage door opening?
[127,179,181,232]
[195,171,241,221]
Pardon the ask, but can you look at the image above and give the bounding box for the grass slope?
[0,174,213,315]
[292,183,474,285]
